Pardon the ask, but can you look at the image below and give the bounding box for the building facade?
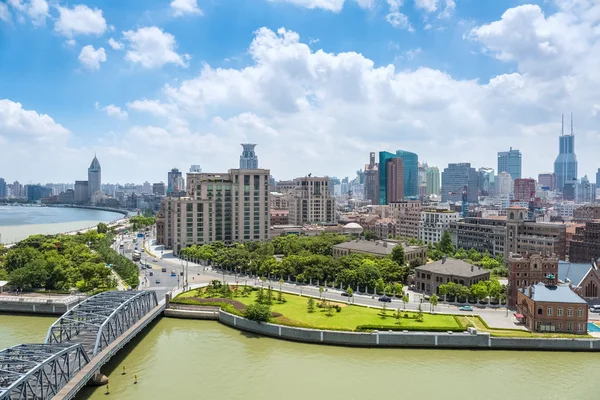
[87,155,101,199]
[507,253,559,307]
[0,178,6,199]
[418,209,460,245]
[517,282,588,334]
[568,222,600,263]
[167,168,183,195]
[426,166,440,196]
[379,150,418,203]
[157,169,271,252]
[414,257,490,294]
[441,163,478,203]
[513,178,536,202]
[385,157,405,203]
[497,147,522,180]
[239,143,259,169]
[363,152,379,206]
[538,173,556,191]
[288,176,336,225]
[153,182,166,196]
[74,181,89,204]
[332,240,427,265]
[478,167,495,196]
[449,217,506,256]
[554,114,578,193]
[390,200,422,239]
[497,172,513,197]
[26,185,52,201]
[572,205,600,222]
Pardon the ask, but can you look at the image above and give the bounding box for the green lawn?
[175,287,461,331]
[456,316,592,339]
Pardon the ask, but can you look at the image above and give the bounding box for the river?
[0,206,124,244]
[2,315,598,400]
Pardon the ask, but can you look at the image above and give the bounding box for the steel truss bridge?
[0,291,158,400]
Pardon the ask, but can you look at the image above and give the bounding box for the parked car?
[161,267,167,272]
[153,258,158,262]
[155,279,161,284]
[378,296,392,303]
[459,306,473,311]
[149,271,154,276]
[341,292,352,297]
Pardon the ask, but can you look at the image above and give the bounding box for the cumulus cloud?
[55,4,107,38]
[127,99,177,116]
[27,0,49,26]
[108,37,122,50]
[267,0,375,12]
[122,27,190,68]
[95,102,128,119]
[0,99,70,142]
[78,45,106,70]
[0,3,10,22]
[386,0,413,30]
[170,0,203,16]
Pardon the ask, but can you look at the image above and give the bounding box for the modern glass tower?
[553,114,578,192]
[497,148,521,181]
[87,155,101,198]
[240,143,259,169]
[378,150,419,204]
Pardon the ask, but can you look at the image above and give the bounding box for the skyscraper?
[385,158,405,203]
[441,163,478,203]
[378,150,418,203]
[426,167,440,196]
[363,152,379,205]
[497,147,522,180]
[478,167,495,196]
[554,113,578,193]
[538,173,556,191]
[497,172,513,197]
[513,178,536,202]
[0,178,6,199]
[240,143,259,169]
[88,155,101,198]
[167,168,182,194]
[595,168,600,189]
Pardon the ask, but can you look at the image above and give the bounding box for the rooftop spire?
[571,112,574,136]
[561,114,564,136]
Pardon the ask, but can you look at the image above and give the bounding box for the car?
[149,271,154,276]
[161,268,167,272]
[153,259,158,262]
[341,292,352,297]
[459,306,473,311]
[155,279,161,284]
[378,296,392,303]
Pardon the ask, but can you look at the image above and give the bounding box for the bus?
[132,251,141,261]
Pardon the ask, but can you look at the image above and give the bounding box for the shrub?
[245,304,272,322]
[355,325,464,333]
[336,307,341,313]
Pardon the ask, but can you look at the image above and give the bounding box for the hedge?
[355,325,465,333]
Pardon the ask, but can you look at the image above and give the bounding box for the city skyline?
[1,1,600,182]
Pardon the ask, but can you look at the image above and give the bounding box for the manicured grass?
[456,316,592,339]
[175,287,461,332]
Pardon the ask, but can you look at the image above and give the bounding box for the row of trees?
[129,216,155,231]
[0,228,139,291]
[438,280,505,302]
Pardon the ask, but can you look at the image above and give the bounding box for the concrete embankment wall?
[218,311,600,351]
[0,300,72,315]
[164,306,220,320]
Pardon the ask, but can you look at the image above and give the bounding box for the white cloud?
[27,0,48,26]
[7,0,24,11]
[0,99,70,142]
[414,0,437,12]
[108,37,123,50]
[127,99,176,116]
[78,45,107,70]
[170,0,203,16]
[385,0,413,30]
[55,4,107,38]
[0,3,10,22]
[65,39,76,47]
[267,0,345,12]
[95,102,128,119]
[122,26,190,68]
[414,0,454,19]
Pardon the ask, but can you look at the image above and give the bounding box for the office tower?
[379,150,418,204]
[426,167,440,196]
[497,147,522,181]
[513,178,536,202]
[26,185,52,201]
[385,158,405,203]
[554,113,578,193]
[596,168,600,188]
[441,163,478,203]
[190,165,202,173]
[74,181,89,203]
[575,176,596,203]
[0,178,6,199]
[288,176,336,225]
[363,152,379,205]
[240,143,259,169]
[153,182,166,195]
[478,167,495,196]
[497,172,513,197]
[167,168,182,194]
[538,173,556,191]
[88,155,101,198]
[418,162,428,197]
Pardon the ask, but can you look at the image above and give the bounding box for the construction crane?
[448,186,469,218]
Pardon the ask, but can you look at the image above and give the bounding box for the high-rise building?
[596,168,600,188]
[426,167,440,196]
[418,162,428,197]
[554,113,578,193]
[363,152,379,205]
[379,150,418,203]
[441,163,478,203]
[88,155,101,198]
[538,173,556,191]
[497,147,522,181]
[576,176,596,203]
[74,181,89,204]
[513,178,536,202]
[190,165,202,173]
[167,168,182,194]
[288,176,336,225]
[497,172,513,197]
[26,185,52,201]
[385,158,405,203]
[478,167,495,196]
[0,178,6,199]
[153,182,166,196]
[240,143,259,169]
[157,169,271,252]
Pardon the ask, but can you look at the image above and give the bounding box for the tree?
[401,293,409,310]
[380,301,388,318]
[245,304,272,322]
[97,223,108,234]
[470,281,489,301]
[256,287,265,304]
[394,308,402,325]
[307,297,315,313]
[326,302,334,316]
[454,248,467,260]
[375,278,385,295]
[393,283,403,297]
[345,287,353,303]
[364,231,378,241]
[437,231,454,255]
[390,244,405,267]
[430,294,439,312]
[319,285,324,298]
[416,303,424,322]
[266,286,274,305]
[487,279,502,300]
[467,248,482,262]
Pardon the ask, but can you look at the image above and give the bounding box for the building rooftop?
[415,258,489,278]
[519,282,587,304]
[558,260,595,287]
[333,240,425,256]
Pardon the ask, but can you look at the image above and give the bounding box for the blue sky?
[1,0,598,184]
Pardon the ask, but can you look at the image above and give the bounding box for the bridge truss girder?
[0,343,89,400]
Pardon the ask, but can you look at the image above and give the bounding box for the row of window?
[537,306,584,317]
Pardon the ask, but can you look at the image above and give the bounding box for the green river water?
[1,314,599,400]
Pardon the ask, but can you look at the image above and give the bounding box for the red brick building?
[517,282,588,334]
[513,178,536,202]
[507,253,559,307]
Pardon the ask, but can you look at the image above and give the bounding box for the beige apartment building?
[288,176,336,225]
[389,200,422,239]
[156,169,270,253]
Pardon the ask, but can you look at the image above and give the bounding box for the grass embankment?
[173,287,462,332]
[456,316,592,339]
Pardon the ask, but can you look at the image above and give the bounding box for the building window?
[577,308,583,317]
[567,308,573,317]
[557,308,563,317]
[537,307,542,315]
[547,307,553,316]
[557,322,562,330]
[567,322,572,331]
[578,324,584,332]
